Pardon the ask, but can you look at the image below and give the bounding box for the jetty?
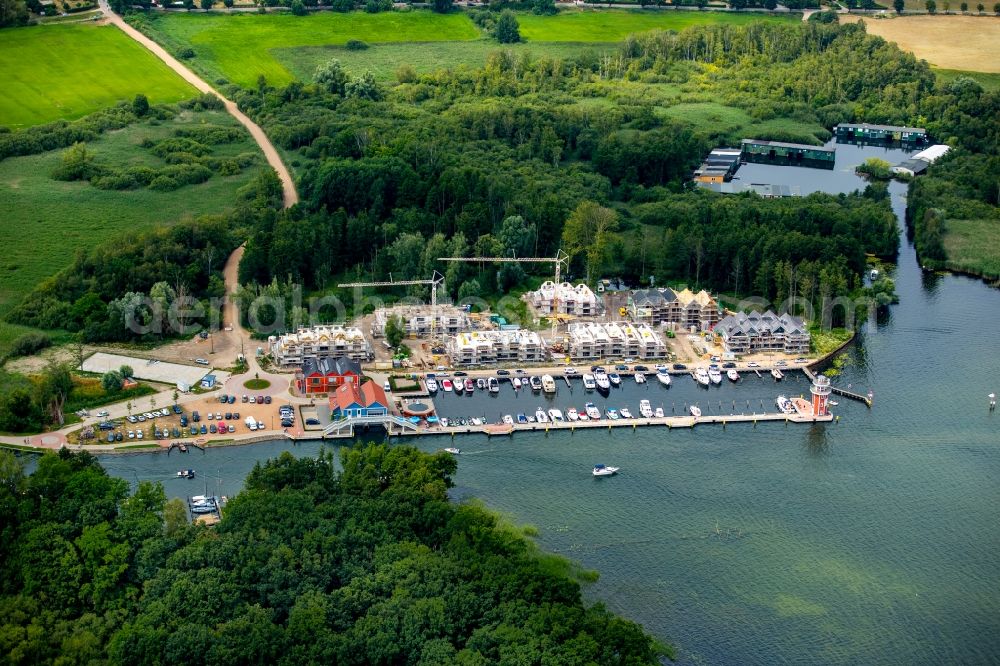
[802,367,871,407]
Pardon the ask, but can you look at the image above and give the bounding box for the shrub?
[345,39,369,50]
[395,63,418,84]
[218,160,241,176]
[290,0,307,13]
[5,333,52,360]
[177,47,196,59]
[493,10,520,43]
[148,175,181,191]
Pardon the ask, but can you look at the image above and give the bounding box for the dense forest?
[0,445,668,664]
[229,20,991,322]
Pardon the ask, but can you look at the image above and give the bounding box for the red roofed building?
[330,380,389,419]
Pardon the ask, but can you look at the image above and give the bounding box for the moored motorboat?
[592,464,620,477]
[567,407,579,421]
[535,408,549,423]
[471,417,483,426]
[426,378,439,392]
[516,413,528,424]
[694,368,710,386]
[727,369,739,382]
[594,372,611,391]
[708,365,722,384]
[634,372,646,384]
[639,399,653,418]
[476,378,486,390]
[541,374,557,394]
[583,373,597,390]
[585,402,601,419]
[488,377,500,393]
[689,405,702,417]
[771,368,784,381]
[606,408,620,420]
[529,376,543,391]
[775,395,795,414]
[512,377,522,389]
[654,407,665,418]
[442,379,453,392]
[465,379,475,392]
[177,469,195,479]
[656,369,672,387]
[619,407,633,419]
[608,372,622,387]
[578,413,590,421]
[503,414,514,425]
[441,417,450,427]
[548,408,564,422]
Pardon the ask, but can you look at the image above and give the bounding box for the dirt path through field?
[97,0,299,206]
[842,15,1000,73]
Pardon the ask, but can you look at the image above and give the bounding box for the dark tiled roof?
[301,356,362,377]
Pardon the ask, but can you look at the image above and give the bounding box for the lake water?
[93,142,1000,665]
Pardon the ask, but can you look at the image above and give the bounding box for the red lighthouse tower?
[810,374,832,416]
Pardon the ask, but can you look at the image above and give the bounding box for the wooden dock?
[802,367,872,407]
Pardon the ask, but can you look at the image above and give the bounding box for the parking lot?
[91,391,298,443]
[82,352,223,386]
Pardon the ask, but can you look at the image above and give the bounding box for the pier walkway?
[802,367,872,407]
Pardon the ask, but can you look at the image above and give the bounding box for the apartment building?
[269,325,372,367]
[448,329,544,366]
[713,310,810,355]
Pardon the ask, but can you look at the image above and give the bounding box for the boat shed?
[835,123,927,145]
[740,140,835,168]
[889,159,929,178]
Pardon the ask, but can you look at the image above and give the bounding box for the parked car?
[127,415,138,423]
[747,361,760,368]
[711,356,721,362]
[136,430,143,440]
[233,412,240,420]
[496,369,510,376]
[453,371,467,377]
[722,362,736,369]
[215,412,223,421]
[210,424,218,434]
[107,433,115,443]
[281,418,294,427]
[115,432,123,441]
[775,360,788,367]
[633,365,649,372]
[305,417,321,426]
[257,396,264,404]
[172,405,182,414]
[127,431,135,440]
[615,364,629,371]
[224,412,232,420]
[219,394,228,403]
[383,381,392,392]
[673,363,688,370]
[795,358,809,364]
[249,396,256,404]
[196,358,209,365]
[227,425,235,433]
[200,425,207,435]
[242,394,248,403]
[263,396,271,404]
[96,409,109,417]
[192,411,200,422]
[137,415,146,423]
[190,426,198,436]
[99,421,115,431]
[180,417,188,427]
[228,395,236,404]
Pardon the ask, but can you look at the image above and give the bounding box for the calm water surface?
[95,144,1000,665]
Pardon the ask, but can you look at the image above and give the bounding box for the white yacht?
[656,369,672,387]
[535,408,549,423]
[594,372,611,391]
[694,368,710,386]
[444,447,461,455]
[548,408,564,422]
[476,378,486,390]
[654,407,665,418]
[585,402,601,419]
[512,376,522,389]
[620,407,633,419]
[592,464,619,477]
[771,368,784,381]
[567,407,579,421]
[529,376,543,391]
[541,374,557,394]
[488,377,500,393]
[608,372,622,387]
[502,414,514,425]
[727,369,739,382]
[708,366,722,384]
[639,399,653,418]
[776,395,796,414]
[582,373,597,390]
[426,378,439,392]
[471,417,482,426]
[454,380,464,394]
[634,372,646,384]
[689,405,702,417]
[606,408,620,420]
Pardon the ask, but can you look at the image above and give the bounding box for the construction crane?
[337,271,446,308]
[438,251,571,335]
[438,250,570,284]
[337,271,447,340]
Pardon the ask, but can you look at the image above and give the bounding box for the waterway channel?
[93,141,1000,664]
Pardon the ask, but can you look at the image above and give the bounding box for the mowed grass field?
[0,109,263,320]
[841,15,1000,73]
[942,219,1000,279]
[0,24,195,128]
[141,9,797,88]
[516,9,794,41]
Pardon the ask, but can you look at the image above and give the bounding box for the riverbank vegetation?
[0,445,670,664]
[0,24,194,128]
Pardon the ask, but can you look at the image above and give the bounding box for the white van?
[244,416,257,430]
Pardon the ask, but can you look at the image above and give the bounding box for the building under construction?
[372,305,471,338]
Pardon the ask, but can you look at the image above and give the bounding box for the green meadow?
[138,9,797,88]
[0,24,195,128]
[0,109,263,323]
[942,218,1000,280]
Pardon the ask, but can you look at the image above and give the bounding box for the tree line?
[0,445,671,664]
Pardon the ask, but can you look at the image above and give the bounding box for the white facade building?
[269,325,372,367]
[372,305,471,337]
[527,281,599,316]
[448,329,544,366]
[566,322,668,360]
